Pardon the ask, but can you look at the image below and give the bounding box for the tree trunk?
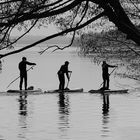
[97,0,140,45]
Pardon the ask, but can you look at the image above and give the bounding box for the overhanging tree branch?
[0,12,105,58]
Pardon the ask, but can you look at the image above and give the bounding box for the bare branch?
[52,31,76,52]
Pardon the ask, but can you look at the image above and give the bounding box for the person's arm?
[108,64,117,68]
[26,61,36,66]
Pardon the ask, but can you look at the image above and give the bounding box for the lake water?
[0,46,140,140]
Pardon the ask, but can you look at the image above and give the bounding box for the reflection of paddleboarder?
[102,94,109,115]
[57,61,72,90]
[102,94,110,137]
[18,57,36,90]
[19,93,27,116]
[101,61,117,90]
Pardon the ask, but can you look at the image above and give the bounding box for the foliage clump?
[78,28,139,56]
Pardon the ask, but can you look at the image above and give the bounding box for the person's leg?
[59,75,65,90]
[24,73,27,90]
[106,76,110,90]
[103,76,106,89]
[19,76,23,90]
[62,77,65,90]
[103,79,106,89]
[58,75,65,90]
[58,75,61,90]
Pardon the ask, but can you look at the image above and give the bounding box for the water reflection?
[101,93,110,137]
[18,93,28,116]
[18,93,28,139]
[58,93,70,138]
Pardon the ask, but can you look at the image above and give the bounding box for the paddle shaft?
[99,67,117,88]
[66,72,72,89]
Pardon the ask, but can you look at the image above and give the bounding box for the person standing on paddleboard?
[101,61,117,90]
[57,61,72,91]
[19,57,36,90]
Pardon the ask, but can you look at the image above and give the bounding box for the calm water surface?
[0,47,140,140]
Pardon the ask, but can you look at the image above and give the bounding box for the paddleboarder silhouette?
[57,61,72,91]
[18,57,36,90]
[101,61,117,90]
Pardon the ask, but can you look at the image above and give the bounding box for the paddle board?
[88,89,128,94]
[7,89,42,93]
[44,88,84,93]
